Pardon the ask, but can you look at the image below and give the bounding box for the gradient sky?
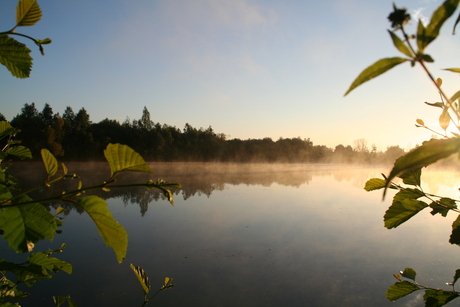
[1,0,459,151]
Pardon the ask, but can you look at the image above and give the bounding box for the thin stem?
[400,25,460,125]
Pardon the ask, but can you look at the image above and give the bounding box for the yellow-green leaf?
[41,149,58,178]
[424,0,460,48]
[0,194,57,253]
[344,57,408,96]
[439,106,450,131]
[384,199,428,229]
[444,68,460,73]
[104,143,153,177]
[388,30,412,57]
[16,0,42,27]
[6,145,32,160]
[450,90,460,103]
[386,281,420,301]
[0,34,32,79]
[129,264,150,295]
[384,138,460,195]
[364,178,387,191]
[76,196,127,263]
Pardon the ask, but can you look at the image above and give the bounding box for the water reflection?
[11,162,384,216]
[6,163,460,306]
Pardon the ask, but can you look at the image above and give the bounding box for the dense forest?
[2,103,406,164]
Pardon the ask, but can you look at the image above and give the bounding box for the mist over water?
[5,162,460,306]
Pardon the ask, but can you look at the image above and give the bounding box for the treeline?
[2,103,405,164]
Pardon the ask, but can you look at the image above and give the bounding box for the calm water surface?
[4,163,460,306]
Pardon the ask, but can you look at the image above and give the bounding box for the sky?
[1,0,459,151]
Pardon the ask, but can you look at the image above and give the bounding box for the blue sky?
[1,0,459,150]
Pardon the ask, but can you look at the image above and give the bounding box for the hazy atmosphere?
[1,0,459,150]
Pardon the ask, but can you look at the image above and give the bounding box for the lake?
[4,162,460,306]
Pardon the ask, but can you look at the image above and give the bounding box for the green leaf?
[6,145,32,160]
[364,178,387,191]
[129,264,150,295]
[27,252,72,274]
[439,107,450,131]
[76,196,127,263]
[424,289,459,306]
[388,30,412,57]
[0,195,57,253]
[53,296,77,307]
[400,268,417,281]
[423,0,460,49]
[449,215,460,244]
[344,57,408,96]
[425,101,444,108]
[452,269,460,286]
[430,198,457,217]
[417,19,428,51]
[104,143,153,177]
[451,90,460,103]
[393,189,425,203]
[0,34,33,79]
[41,149,58,178]
[384,138,460,195]
[16,0,42,27]
[444,68,460,73]
[0,121,19,140]
[398,169,421,186]
[384,199,428,229]
[386,281,420,301]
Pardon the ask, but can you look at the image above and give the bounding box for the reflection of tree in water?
[9,162,398,216]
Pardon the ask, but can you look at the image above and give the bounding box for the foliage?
[130,264,174,306]
[0,0,52,78]
[0,121,180,305]
[346,0,460,305]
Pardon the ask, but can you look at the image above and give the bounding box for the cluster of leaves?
[0,121,180,306]
[130,264,174,307]
[346,0,460,305]
[0,0,51,78]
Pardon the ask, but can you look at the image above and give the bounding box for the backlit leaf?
[444,68,460,73]
[28,252,72,274]
[450,90,460,103]
[104,143,153,177]
[41,149,58,178]
[5,145,32,160]
[393,189,424,203]
[452,269,460,286]
[425,101,444,108]
[0,194,57,253]
[439,107,450,131]
[423,289,459,306]
[417,19,427,51]
[386,281,420,301]
[449,215,460,244]
[400,268,417,281]
[364,178,387,191]
[344,57,408,96]
[384,199,428,229]
[76,196,127,263]
[388,30,412,57]
[384,138,460,195]
[399,169,421,186]
[423,0,460,48]
[0,34,32,79]
[16,0,42,27]
[430,198,457,217]
[129,264,150,295]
